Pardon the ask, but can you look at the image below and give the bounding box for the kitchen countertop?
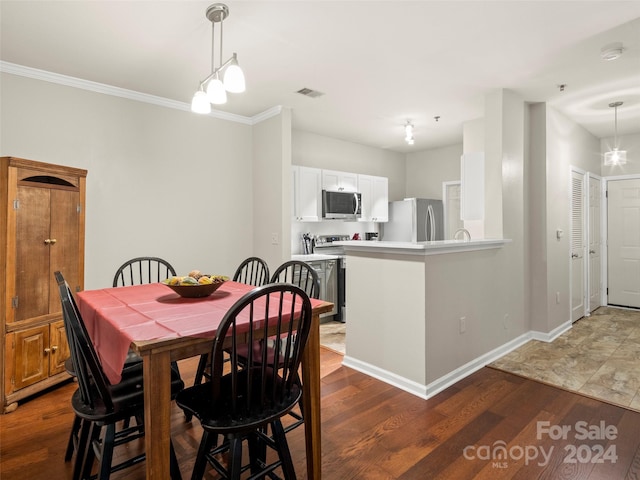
[333,238,510,255]
[291,253,342,262]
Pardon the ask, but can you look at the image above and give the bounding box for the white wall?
[292,130,405,200]
[252,108,292,270]
[405,144,462,199]
[529,103,601,333]
[1,73,255,288]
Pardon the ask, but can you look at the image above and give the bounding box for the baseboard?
[341,322,573,401]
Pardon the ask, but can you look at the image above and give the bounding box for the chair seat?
[72,364,184,423]
[177,368,301,434]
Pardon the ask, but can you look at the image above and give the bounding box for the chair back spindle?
[113,257,176,287]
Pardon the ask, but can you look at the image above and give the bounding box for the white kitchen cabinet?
[292,165,322,222]
[322,169,358,192]
[358,174,389,222]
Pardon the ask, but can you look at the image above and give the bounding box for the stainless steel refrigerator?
[381,198,444,242]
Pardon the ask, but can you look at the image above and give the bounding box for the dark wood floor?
[2,347,640,479]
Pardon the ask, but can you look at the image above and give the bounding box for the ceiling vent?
[296,87,324,98]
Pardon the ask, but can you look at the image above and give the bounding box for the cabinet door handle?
[44,238,57,245]
[589,249,596,254]
[49,238,57,244]
[44,347,51,354]
[51,345,58,352]
[571,253,579,258]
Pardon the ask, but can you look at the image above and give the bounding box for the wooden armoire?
[1,157,87,413]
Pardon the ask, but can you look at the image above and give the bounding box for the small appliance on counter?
[365,232,379,241]
[301,232,315,254]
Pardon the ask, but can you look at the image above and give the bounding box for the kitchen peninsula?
[336,238,521,400]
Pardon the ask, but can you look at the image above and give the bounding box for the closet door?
[570,170,586,322]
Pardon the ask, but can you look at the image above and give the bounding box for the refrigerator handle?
[426,204,435,241]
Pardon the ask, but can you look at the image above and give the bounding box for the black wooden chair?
[112,256,177,287]
[112,256,182,380]
[267,260,320,433]
[232,256,270,287]
[192,256,270,388]
[55,271,184,480]
[176,283,313,480]
[270,260,319,300]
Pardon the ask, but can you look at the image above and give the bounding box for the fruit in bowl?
[162,271,229,298]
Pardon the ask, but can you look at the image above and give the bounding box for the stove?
[313,234,350,255]
[313,235,350,322]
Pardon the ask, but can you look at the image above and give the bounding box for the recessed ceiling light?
[601,42,625,61]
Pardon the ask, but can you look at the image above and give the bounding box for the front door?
[607,178,640,308]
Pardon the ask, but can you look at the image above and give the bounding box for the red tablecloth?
[76,281,305,384]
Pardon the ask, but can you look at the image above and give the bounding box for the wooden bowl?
[162,276,229,298]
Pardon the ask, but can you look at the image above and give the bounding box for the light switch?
[556,229,563,240]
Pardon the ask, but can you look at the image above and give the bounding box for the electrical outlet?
[459,316,466,334]
[271,233,279,245]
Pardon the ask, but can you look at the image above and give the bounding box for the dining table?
[76,280,334,479]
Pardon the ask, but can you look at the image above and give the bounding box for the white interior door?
[571,170,586,322]
[443,181,463,240]
[607,178,640,308]
[588,174,601,311]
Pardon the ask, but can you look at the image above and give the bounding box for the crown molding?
[0,61,282,126]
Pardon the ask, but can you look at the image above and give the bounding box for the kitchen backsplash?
[291,220,379,255]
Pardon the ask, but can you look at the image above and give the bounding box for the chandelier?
[191,3,245,114]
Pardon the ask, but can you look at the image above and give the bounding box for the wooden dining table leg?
[302,312,322,479]
[142,349,172,479]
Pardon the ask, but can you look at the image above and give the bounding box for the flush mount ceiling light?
[601,42,625,61]
[404,121,414,145]
[604,101,627,166]
[191,3,246,114]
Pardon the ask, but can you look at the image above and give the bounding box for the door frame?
[442,180,461,240]
[586,172,602,312]
[602,173,640,308]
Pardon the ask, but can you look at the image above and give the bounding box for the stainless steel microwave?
[322,190,362,219]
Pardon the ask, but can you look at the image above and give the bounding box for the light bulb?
[206,77,227,104]
[604,148,627,166]
[223,55,246,93]
[191,90,211,114]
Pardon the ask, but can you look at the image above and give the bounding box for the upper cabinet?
[358,174,388,222]
[322,169,358,193]
[292,165,322,222]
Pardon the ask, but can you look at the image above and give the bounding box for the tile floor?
[319,320,346,355]
[490,306,640,412]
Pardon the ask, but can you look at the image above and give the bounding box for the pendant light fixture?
[191,3,246,114]
[604,101,627,166]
